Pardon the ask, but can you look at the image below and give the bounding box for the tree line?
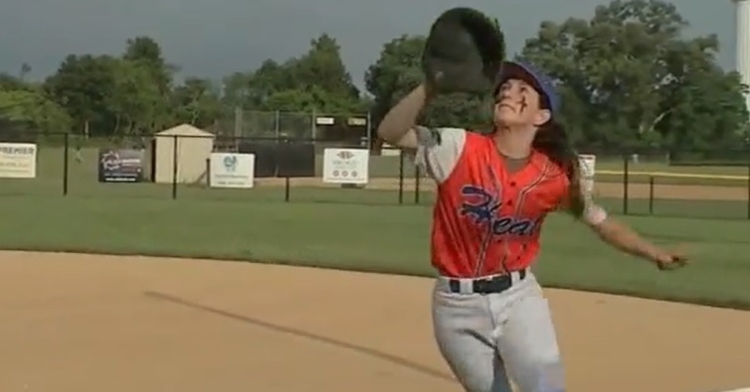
[0,0,747,151]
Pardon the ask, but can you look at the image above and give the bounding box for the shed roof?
[156,124,215,137]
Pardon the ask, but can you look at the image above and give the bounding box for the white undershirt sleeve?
[581,187,608,226]
[412,127,466,184]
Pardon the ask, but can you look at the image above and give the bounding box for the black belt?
[448,269,527,294]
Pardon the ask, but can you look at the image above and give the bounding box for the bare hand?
[654,251,688,271]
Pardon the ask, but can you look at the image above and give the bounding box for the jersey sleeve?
[412,126,466,183]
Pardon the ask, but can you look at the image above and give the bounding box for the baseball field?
[1,146,750,391]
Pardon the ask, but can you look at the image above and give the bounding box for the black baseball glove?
[422,7,506,94]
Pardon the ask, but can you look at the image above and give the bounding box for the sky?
[0,0,737,90]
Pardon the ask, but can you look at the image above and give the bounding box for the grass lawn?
[0,189,749,310]
[2,176,748,220]
[2,142,748,309]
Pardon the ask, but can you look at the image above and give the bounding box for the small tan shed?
[154,124,215,184]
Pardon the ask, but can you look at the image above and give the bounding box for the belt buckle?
[472,279,488,293]
[474,277,498,294]
[474,275,510,294]
[493,275,511,292]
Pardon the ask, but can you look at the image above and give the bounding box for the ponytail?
[532,122,585,217]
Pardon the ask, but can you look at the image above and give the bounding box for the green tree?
[221,70,257,109]
[222,34,364,115]
[107,59,163,135]
[0,89,72,135]
[0,73,33,92]
[291,34,360,102]
[520,0,748,150]
[123,36,174,95]
[43,54,119,135]
[365,35,424,125]
[18,63,32,81]
[43,37,180,137]
[224,59,298,109]
[171,77,223,128]
[122,36,175,131]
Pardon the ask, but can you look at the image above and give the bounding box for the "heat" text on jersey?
[459,185,538,237]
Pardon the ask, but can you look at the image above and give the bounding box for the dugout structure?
[154,124,215,184]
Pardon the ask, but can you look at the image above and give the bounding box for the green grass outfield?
[2,143,749,310]
[2,179,749,220]
[0,189,749,310]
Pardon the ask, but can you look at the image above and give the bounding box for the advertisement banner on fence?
[98,149,145,183]
[0,143,37,178]
[322,148,369,184]
[578,154,596,193]
[209,153,255,188]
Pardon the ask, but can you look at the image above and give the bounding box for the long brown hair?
[532,120,585,217]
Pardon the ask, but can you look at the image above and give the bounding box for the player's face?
[493,78,550,129]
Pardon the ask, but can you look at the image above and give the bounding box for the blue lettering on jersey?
[459,185,537,236]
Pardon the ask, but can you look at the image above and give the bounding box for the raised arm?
[376,84,466,183]
[376,84,431,150]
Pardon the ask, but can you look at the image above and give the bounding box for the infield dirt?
[1,251,749,392]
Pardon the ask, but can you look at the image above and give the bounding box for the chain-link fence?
[0,131,748,219]
[214,109,371,142]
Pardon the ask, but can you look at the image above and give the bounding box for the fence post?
[233,107,242,137]
[622,155,629,215]
[414,165,421,204]
[284,176,291,202]
[275,110,281,139]
[365,111,372,152]
[648,175,654,215]
[398,151,404,204]
[171,134,178,200]
[205,158,211,187]
[62,133,69,196]
[310,109,316,139]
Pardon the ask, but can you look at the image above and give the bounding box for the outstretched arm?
[582,203,687,270]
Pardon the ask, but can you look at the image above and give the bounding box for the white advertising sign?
[209,153,255,188]
[322,148,369,184]
[578,154,596,193]
[0,143,37,178]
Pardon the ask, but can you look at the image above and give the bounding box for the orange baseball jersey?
[414,127,607,278]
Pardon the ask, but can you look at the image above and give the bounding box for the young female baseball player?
[376,61,688,392]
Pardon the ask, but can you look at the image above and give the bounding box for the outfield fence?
[0,132,748,220]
